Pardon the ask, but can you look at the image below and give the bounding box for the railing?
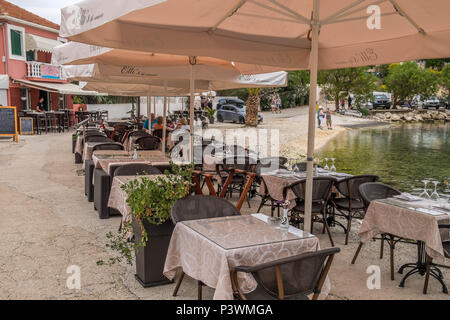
[26,61,65,80]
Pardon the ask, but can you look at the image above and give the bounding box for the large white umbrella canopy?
[60,0,450,69]
[60,0,450,232]
[62,64,288,90]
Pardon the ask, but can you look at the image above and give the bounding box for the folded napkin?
[394,193,422,202]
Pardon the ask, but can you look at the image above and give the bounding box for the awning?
[25,34,64,53]
[13,79,103,96]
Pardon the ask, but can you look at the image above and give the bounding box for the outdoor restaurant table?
[259,168,352,208]
[359,197,450,262]
[163,213,330,300]
[108,174,166,224]
[82,141,123,167]
[92,151,169,175]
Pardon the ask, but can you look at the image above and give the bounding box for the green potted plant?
[98,163,193,287]
[205,107,216,124]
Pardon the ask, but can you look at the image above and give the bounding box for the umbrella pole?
[189,60,195,163]
[304,0,320,233]
[147,95,151,118]
[162,81,167,154]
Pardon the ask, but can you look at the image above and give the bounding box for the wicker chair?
[92,143,124,152]
[423,224,449,294]
[283,177,336,246]
[113,164,162,177]
[216,156,257,206]
[351,182,407,280]
[331,175,379,245]
[85,136,113,143]
[171,195,241,300]
[136,136,161,151]
[231,247,340,300]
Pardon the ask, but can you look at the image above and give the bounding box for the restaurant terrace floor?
[1,132,448,300]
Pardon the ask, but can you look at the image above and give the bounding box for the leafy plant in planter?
[98,162,193,266]
[205,107,216,124]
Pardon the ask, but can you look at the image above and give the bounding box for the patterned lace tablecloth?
[107,175,166,224]
[163,214,330,300]
[359,198,450,261]
[82,141,123,168]
[260,170,352,206]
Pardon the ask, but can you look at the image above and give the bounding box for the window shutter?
[10,29,22,56]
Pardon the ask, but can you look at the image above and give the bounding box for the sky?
[7,0,80,25]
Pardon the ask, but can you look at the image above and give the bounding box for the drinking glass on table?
[419,180,430,199]
[430,181,440,201]
[324,157,329,170]
[330,158,336,172]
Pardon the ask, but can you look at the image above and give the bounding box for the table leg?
[398,241,448,293]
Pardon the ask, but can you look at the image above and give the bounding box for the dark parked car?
[216,105,263,124]
[372,94,391,109]
[216,97,245,110]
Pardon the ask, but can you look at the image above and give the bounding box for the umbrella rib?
[247,0,306,23]
[327,0,387,22]
[325,11,397,25]
[265,0,311,25]
[236,12,304,24]
[209,0,249,34]
[388,0,426,34]
[321,0,368,24]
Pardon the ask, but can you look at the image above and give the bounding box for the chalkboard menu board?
[0,106,18,141]
[20,117,33,135]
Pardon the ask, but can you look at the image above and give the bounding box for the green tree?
[352,72,380,108]
[385,62,440,107]
[424,58,450,71]
[441,64,450,98]
[318,67,374,110]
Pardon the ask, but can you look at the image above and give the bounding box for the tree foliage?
[385,61,440,106]
[318,67,376,110]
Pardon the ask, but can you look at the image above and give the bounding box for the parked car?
[371,93,391,109]
[216,105,263,124]
[441,97,449,109]
[422,96,441,109]
[216,97,245,110]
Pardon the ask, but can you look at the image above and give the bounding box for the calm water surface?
[317,122,450,195]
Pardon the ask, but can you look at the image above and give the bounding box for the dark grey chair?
[136,136,161,150]
[113,164,162,177]
[84,160,95,202]
[171,195,241,299]
[331,175,379,245]
[85,136,113,143]
[231,247,340,300]
[283,177,336,246]
[92,143,124,152]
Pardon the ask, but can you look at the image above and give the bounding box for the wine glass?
[324,157,329,170]
[419,180,430,199]
[430,181,440,201]
[330,158,336,172]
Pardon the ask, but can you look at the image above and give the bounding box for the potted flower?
[205,107,216,124]
[98,163,193,287]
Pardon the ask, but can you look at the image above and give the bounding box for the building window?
[26,50,35,61]
[20,88,30,110]
[7,24,26,61]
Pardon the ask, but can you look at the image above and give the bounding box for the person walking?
[318,107,325,129]
[276,94,282,113]
[340,98,345,109]
[326,107,332,130]
[271,96,277,113]
[348,95,353,109]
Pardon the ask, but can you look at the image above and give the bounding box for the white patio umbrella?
[53,41,286,159]
[60,0,450,231]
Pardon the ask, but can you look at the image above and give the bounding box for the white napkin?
[394,193,422,202]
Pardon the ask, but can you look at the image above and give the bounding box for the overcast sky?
[8,0,80,25]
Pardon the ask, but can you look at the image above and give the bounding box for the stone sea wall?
[372,110,450,123]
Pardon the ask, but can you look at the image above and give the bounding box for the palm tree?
[245,88,261,127]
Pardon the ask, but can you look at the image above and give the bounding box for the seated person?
[35,97,45,112]
[153,116,165,131]
[178,117,190,131]
[143,114,156,131]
